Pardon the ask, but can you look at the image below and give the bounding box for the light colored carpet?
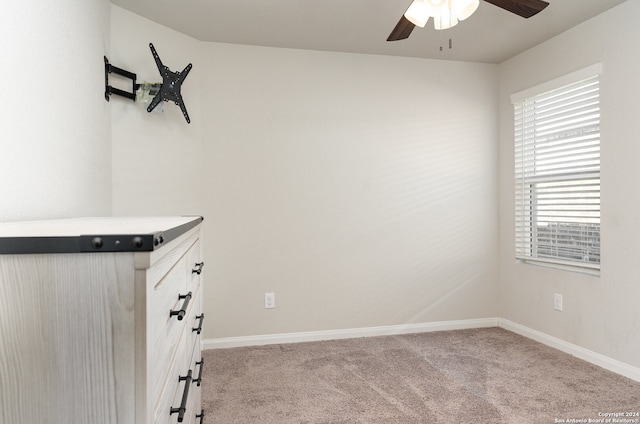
[201,328,640,423]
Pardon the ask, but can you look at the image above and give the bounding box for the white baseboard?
[202,317,498,350]
[498,318,640,383]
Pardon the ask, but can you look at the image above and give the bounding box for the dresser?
[0,216,205,424]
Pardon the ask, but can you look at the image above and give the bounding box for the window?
[511,65,601,273]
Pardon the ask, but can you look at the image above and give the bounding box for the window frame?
[511,64,602,275]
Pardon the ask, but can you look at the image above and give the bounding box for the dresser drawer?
[185,346,203,424]
[168,342,203,424]
[186,238,203,294]
[154,332,202,424]
[148,250,189,349]
[153,325,191,424]
[184,283,203,370]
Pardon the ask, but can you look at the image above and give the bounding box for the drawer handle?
[170,370,192,423]
[193,359,204,387]
[192,262,205,275]
[192,313,205,334]
[196,410,205,424]
[170,292,192,321]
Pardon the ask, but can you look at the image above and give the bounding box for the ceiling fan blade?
[387,16,416,41]
[482,0,549,18]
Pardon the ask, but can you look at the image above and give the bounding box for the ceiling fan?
[387,0,549,41]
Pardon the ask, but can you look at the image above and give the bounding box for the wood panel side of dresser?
[0,252,137,424]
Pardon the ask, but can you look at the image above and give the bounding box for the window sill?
[516,258,600,277]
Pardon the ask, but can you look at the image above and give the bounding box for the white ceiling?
[111,0,628,63]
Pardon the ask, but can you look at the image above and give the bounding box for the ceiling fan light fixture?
[404,0,431,28]
[387,0,549,42]
[451,0,479,21]
[433,6,458,30]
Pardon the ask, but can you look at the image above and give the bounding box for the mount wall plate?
[104,43,192,123]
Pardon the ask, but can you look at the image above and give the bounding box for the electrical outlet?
[265,292,275,309]
[554,293,563,311]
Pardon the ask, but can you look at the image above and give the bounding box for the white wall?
[201,44,499,339]
[109,8,499,342]
[0,0,111,222]
[111,6,204,217]
[498,0,640,368]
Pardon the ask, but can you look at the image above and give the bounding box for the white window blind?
[513,67,601,272]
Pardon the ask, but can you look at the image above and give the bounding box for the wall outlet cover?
[554,293,563,311]
[265,292,275,309]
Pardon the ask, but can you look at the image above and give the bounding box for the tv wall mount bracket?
[104,43,192,123]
